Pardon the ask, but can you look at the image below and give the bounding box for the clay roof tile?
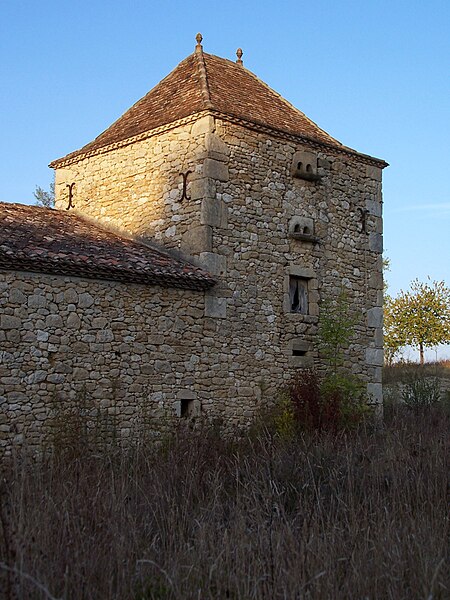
[0,203,216,291]
[50,51,345,167]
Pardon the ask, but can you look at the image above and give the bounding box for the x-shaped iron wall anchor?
[179,171,192,202]
[66,183,75,210]
[357,207,369,234]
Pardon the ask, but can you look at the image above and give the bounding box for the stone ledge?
[289,355,314,368]
[287,266,316,279]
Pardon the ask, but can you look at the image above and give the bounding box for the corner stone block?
[203,158,229,182]
[181,225,212,254]
[200,198,228,228]
[205,296,227,319]
[190,178,216,201]
[369,271,383,290]
[205,133,230,156]
[365,198,382,217]
[365,348,384,367]
[198,252,227,277]
[367,383,383,404]
[369,232,383,253]
[191,115,215,136]
[366,165,382,181]
[55,167,74,185]
[367,307,383,328]
[374,328,384,347]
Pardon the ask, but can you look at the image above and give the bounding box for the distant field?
[383,359,450,384]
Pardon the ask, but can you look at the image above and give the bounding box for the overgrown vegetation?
[0,406,448,600]
[275,369,368,436]
[383,359,450,415]
[278,290,369,434]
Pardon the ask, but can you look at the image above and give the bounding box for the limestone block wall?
[0,271,212,455]
[192,118,384,405]
[52,112,384,416]
[54,116,214,251]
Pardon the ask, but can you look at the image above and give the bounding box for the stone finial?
[195,33,203,53]
[236,48,243,65]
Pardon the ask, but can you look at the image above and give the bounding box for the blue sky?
[1,0,449,355]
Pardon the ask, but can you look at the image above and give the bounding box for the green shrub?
[401,372,442,412]
[272,393,297,440]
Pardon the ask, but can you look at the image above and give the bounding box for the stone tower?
[50,34,387,412]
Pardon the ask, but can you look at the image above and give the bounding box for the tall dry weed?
[0,408,448,599]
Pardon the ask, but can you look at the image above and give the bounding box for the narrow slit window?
[289,276,309,314]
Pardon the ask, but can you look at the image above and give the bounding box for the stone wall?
[55,114,383,403]
[54,117,212,252]
[12,111,386,455]
[0,271,211,454]
[187,117,384,404]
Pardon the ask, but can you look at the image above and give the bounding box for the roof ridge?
[238,60,343,148]
[194,49,213,109]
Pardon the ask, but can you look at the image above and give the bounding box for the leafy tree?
[33,182,55,208]
[384,278,450,365]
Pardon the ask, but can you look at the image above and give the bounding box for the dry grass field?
[0,392,448,599]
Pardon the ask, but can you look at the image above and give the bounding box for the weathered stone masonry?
[0,38,386,453]
[53,112,384,405]
[0,271,209,450]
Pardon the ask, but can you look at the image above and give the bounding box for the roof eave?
[49,108,387,171]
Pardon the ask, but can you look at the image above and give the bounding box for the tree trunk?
[419,342,424,365]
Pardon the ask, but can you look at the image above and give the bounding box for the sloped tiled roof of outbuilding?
[51,39,362,167]
[0,203,216,290]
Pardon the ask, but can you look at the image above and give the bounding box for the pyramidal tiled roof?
[0,203,216,290]
[51,39,352,167]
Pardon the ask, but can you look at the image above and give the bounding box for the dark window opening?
[294,223,301,233]
[306,164,312,173]
[180,398,195,418]
[303,226,310,235]
[292,349,307,356]
[297,161,303,170]
[289,276,309,314]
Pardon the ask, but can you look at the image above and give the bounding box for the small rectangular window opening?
[180,398,195,418]
[292,349,307,357]
[289,276,309,314]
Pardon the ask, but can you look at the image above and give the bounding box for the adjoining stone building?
[0,35,387,452]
